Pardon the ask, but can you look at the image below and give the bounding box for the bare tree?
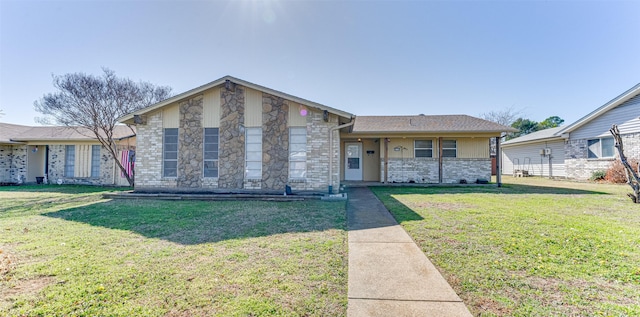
[479,106,523,127]
[610,125,640,203]
[480,106,523,154]
[34,68,171,186]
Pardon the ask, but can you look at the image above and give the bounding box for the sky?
[1,0,639,127]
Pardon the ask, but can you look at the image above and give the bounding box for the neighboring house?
[119,76,515,193]
[0,123,135,185]
[501,82,640,180]
[501,127,566,177]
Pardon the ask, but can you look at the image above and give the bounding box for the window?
[163,128,178,177]
[289,127,307,178]
[65,145,75,177]
[442,140,457,158]
[91,145,101,178]
[414,140,433,158]
[245,128,262,179]
[588,137,614,158]
[204,128,219,177]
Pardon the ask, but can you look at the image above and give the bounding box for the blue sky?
[1,0,638,126]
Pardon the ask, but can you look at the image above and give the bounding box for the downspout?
[328,116,355,193]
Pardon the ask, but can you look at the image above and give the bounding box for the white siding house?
[561,83,640,180]
[501,82,640,180]
[502,127,566,177]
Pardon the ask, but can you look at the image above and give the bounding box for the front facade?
[120,76,353,193]
[121,77,515,192]
[0,123,134,186]
[501,82,640,180]
[341,115,514,184]
[562,84,640,179]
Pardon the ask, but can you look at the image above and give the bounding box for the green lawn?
[0,185,347,316]
[372,177,640,317]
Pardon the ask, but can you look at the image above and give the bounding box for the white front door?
[345,143,363,181]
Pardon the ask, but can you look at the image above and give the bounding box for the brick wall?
[442,158,492,183]
[381,158,439,183]
[293,110,340,192]
[565,132,640,180]
[381,157,491,184]
[135,111,177,190]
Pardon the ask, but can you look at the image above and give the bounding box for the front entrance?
[345,142,363,181]
[26,145,46,183]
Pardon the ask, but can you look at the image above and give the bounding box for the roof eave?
[502,136,564,147]
[559,83,640,134]
[118,75,354,124]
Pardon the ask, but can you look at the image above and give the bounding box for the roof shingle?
[351,115,517,133]
[0,123,135,143]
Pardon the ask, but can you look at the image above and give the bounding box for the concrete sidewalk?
[347,187,472,317]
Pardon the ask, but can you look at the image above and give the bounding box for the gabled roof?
[501,126,564,146]
[0,122,135,143]
[557,82,640,134]
[351,115,517,134]
[118,75,354,124]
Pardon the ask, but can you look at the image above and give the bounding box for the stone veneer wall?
[0,145,27,183]
[564,133,640,180]
[135,111,178,190]
[0,145,14,182]
[261,93,289,190]
[218,85,245,189]
[177,96,204,189]
[442,158,491,183]
[47,144,119,185]
[381,158,439,183]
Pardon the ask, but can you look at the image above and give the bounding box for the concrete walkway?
[347,187,472,317]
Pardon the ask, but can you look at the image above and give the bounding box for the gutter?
[328,116,355,193]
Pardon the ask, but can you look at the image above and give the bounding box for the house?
[501,82,640,180]
[501,126,565,177]
[119,76,515,193]
[341,115,516,184]
[0,123,135,185]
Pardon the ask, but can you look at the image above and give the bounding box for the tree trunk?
[609,125,640,203]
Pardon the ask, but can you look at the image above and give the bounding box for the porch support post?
[438,137,443,184]
[384,138,389,184]
[496,136,502,187]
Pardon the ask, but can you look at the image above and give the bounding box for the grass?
[0,185,347,316]
[371,177,640,317]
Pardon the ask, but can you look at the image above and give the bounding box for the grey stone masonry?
[442,158,491,183]
[262,93,289,190]
[0,145,11,182]
[0,145,26,183]
[47,144,123,185]
[218,84,245,189]
[177,96,204,188]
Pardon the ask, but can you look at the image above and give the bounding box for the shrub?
[590,170,607,181]
[605,159,639,184]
